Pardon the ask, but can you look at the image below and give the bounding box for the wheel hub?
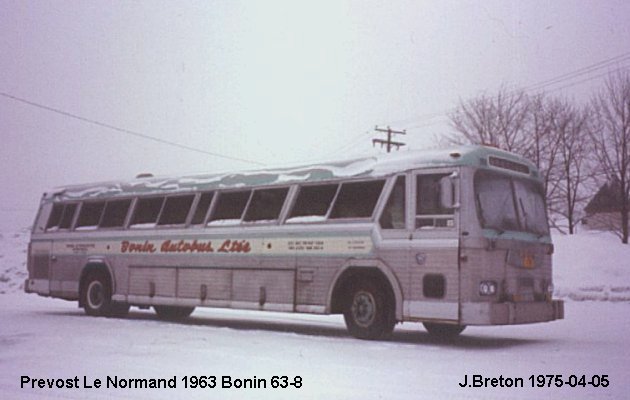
[352,291,376,327]
[87,281,104,309]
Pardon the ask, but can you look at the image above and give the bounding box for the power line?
[0,91,265,166]
[521,52,630,93]
[381,51,630,133]
[529,64,630,96]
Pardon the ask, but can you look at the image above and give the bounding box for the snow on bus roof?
[45,145,536,201]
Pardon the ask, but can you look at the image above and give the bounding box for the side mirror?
[439,175,457,209]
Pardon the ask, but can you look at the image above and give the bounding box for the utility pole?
[372,126,406,153]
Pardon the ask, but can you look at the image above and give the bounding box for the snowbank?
[0,212,29,294]
[552,230,630,302]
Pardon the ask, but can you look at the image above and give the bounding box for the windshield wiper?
[475,193,486,227]
[519,198,528,229]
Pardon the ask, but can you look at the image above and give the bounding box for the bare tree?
[550,99,592,234]
[525,94,562,223]
[448,86,530,153]
[590,72,630,243]
[447,87,595,234]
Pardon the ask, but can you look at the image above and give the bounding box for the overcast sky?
[1,0,629,221]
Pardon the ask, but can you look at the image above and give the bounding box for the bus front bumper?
[461,300,564,325]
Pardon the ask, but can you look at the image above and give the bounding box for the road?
[1,293,628,399]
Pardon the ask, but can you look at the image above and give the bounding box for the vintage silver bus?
[25,145,563,339]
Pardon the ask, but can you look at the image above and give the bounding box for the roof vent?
[135,173,154,179]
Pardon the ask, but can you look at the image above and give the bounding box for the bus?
[25,145,564,339]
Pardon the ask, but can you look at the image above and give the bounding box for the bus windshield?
[475,171,549,236]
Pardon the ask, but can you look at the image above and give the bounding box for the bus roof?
[44,145,539,202]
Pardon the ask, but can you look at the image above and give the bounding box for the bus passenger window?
[58,203,78,230]
[158,194,195,225]
[76,201,105,229]
[46,204,64,231]
[416,174,454,229]
[244,188,288,222]
[131,197,165,227]
[190,192,214,225]
[209,190,251,225]
[330,180,385,219]
[100,199,132,228]
[288,184,338,221]
[379,176,406,229]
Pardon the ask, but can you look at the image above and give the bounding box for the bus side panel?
[25,239,52,295]
[48,240,83,299]
[178,268,232,301]
[129,266,176,298]
[29,240,51,280]
[296,256,345,309]
[406,246,460,321]
[375,245,409,320]
[232,269,295,309]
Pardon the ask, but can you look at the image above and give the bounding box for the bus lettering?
[120,240,156,253]
[218,239,251,254]
[160,239,214,253]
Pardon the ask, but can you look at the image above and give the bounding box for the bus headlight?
[479,281,498,296]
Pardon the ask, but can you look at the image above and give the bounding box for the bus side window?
[76,201,106,229]
[416,174,454,229]
[330,180,385,219]
[190,192,214,225]
[208,190,251,225]
[244,188,288,222]
[100,199,132,228]
[379,176,406,229]
[58,203,78,230]
[131,197,165,227]
[46,203,65,231]
[158,194,195,226]
[288,184,338,222]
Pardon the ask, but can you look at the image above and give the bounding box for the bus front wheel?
[343,280,395,340]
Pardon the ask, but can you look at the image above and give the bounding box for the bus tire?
[343,279,395,340]
[423,322,466,339]
[154,305,195,320]
[82,271,129,317]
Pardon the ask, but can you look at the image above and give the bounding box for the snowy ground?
[1,214,630,399]
[553,229,630,302]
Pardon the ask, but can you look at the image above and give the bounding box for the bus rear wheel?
[82,271,129,317]
[343,280,395,340]
[154,305,195,320]
[423,322,466,339]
